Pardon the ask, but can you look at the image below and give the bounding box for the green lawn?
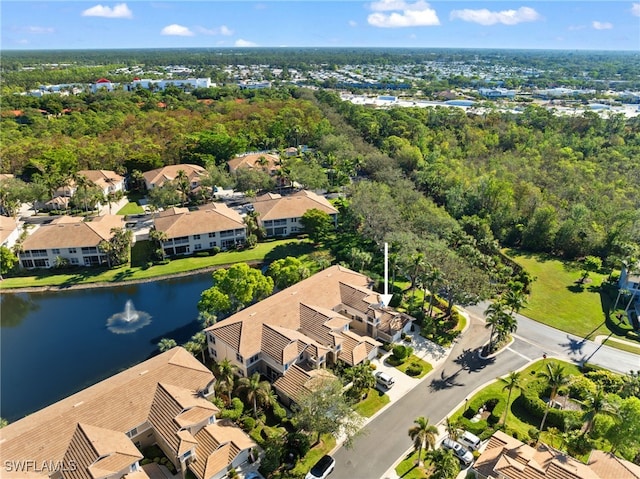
[1,239,312,290]
[395,355,433,379]
[116,202,144,215]
[505,250,631,340]
[353,388,390,417]
[601,337,640,355]
[283,435,336,478]
[395,450,434,479]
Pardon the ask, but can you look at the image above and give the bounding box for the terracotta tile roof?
[273,365,337,403]
[251,190,337,222]
[77,170,124,191]
[338,330,381,366]
[153,203,245,239]
[299,303,349,348]
[21,215,126,250]
[473,431,619,479]
[143,164,206,189]
[227,153,280,174]
[207,266,373,359]
[339,282,380,312]
[0,348,213,471]
[588,450,640,479]
[0,215,18,244]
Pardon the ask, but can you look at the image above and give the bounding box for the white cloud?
[449,6,541,26]
[197,25,234,36]
[592,21,613,30]
[632,3,640,17]
[349,20,358,27]
[235,39,257,47]
[367,1,440,27]
[567,24,586,31]
[26,26,54,34]
[161,24,194,36]
[15,39,30,45]
[81,3,133,19]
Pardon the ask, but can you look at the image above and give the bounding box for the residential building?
[77,170,126,196]
[478,87,516,99]
[18,215,126,268]
[0,347,257,479]
[142,164,206,191]
[251,190,338,238]
[153,203,246,255]
[0,215,20,248]
[227,152,281,177]
[205,265,412,403]
[128,78,212,91]
[473,430,640,479]
[618,261,640,330]
[91,78,114,93]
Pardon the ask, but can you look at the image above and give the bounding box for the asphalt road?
[331,315,530,479]
[466,301,640,375]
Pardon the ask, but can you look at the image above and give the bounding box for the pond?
[0,272,214,423]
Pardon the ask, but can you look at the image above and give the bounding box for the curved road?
[331,306,639,479]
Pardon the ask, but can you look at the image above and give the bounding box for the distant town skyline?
[2,1,639,52]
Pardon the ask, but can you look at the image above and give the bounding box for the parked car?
[441,438,474,466]
[305,455,335,479]
[244,473,262,479]
[374,371,395,389]
[459,430,482,451]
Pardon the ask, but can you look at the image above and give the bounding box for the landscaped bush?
[405,362,423,376]
[241,416,256,431]
[626,330,639,340]
[520,380,582,430]
[195,251,210,257]
[568,376,597,400]
[220,397,244,421]
[585,370,625,394]
[272,402,288,422]
[286,431,310,459]
[392,344,413,362]
[381,342,393,352]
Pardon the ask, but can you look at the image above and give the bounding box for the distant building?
[91,78,114,93]
[142,164,206,191]
[478,88,516,99]
[128,77,212,91]
[78,170,126,196]
[0,216,20,249]
[238,81,272,90]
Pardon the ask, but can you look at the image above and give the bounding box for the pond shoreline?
[0,260,263,294]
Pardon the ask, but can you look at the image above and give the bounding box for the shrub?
[626,330,639,340]
[220,397,244,421]
[286,431,311,459]
[568,376,597,400]
[272,403,287,422]
[406,362,423,376]
[381,342,393,352]
[520,379,582,430]
[392,345,413,362]
[211,246,221,255]
[369,363,377,370]
[585,370,625,394]
[242,416,256,431]
[485,398,500,412]
[195,251,210,257]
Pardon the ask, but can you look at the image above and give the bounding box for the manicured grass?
[395,450,433,479]
[353,388,390,417]
[395,355,433,379]
[450,359,582,441]
[0,239,312,289]
[116,202,144,215]
[505,250,626,340]
[601,337,640,355]
[284,435,336,478]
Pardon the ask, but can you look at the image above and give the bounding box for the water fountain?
[106,300,152,334]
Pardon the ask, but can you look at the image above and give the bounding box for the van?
[459,431,482,451]
[374,371,395,389]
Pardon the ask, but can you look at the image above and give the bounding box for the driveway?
[330,315,530,479]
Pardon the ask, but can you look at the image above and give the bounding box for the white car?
[305,454,335,479]
[441,438,474,466]
[374,371,395,388]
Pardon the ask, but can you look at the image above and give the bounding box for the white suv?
[374,371,395,388]
[305,455,335,479]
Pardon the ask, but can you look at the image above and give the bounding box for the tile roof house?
[77,170,126,196]
[0,215,20,248]
[142,164,206,191]
[473,430,640,479]
[18,215,126,268]
[227,153,280,176]
[152,203,246,255]
[0,348,256,479]
[251,190,338,238]
[618,261,640,330]
[205,265,412,403]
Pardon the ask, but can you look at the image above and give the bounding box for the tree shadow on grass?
[263,240,315,263]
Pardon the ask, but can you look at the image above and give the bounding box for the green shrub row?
[520,380,582,430]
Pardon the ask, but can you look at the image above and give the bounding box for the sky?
[2,1,639,51]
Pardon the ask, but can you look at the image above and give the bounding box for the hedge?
[520,380,582,430]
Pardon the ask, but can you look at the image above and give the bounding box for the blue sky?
[2,1,639,51]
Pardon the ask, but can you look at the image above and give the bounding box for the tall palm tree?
[538,363,569,437]
[235,372,272,418]
[484,301,509,351]
[445,417,461,441]
[580,387,617,436]
[149,228,168,260]
[426,448,460,479]
[212,358,236,404]
[495,313,518,344]
[408,416,438,466]
[499,371,522,428]
[344,364,376,399]
[175,169,190,206]
[503,287,528,315]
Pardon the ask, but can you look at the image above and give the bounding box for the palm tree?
[580,387,617,436]
[503,287,528,315]
[499,371,522,428]
[198,311,217,329]
[188,332,207,362]
[157,338,177,352]
[408,416,438,466]
[73,173,95,213]
[484,301,509,352]
[426,448,460,479]
[175,169,190,206]
[212,359,236,404]
[495,313,518,344]
[235,372,272,418]
[538,363,569,437]
[149,228,168,260]
[445,417,461,441]
[344,364,376,399]
[0,417,8,429]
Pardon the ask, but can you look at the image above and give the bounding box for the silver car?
[441,438,474,465]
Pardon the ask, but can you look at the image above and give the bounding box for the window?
[208,232,215,238]
[81,247,98,254]
[126,427,138,438]
[193,234,201,240]
[70,258,79,265]
[209,241,216,248]
[210,349,217,358]
[194,244,202,250]
[22,259,34,268]
[220,230,235,238]
[52,248,60,254]
[235,353,244,363]
[68,248,77,254]
[34,259,49,267]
